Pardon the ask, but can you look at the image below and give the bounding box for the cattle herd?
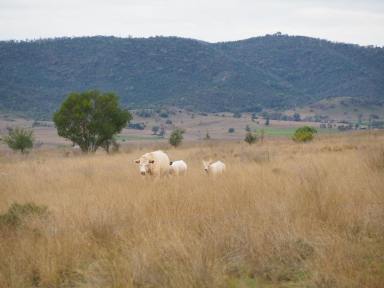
[134,150,226,177]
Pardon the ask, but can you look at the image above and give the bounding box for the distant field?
[0,111,350,150]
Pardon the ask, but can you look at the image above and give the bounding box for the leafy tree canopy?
[53,90,132,152]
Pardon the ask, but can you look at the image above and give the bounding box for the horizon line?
[0,33,383,48]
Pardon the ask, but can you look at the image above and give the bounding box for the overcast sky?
[1,0,383,46]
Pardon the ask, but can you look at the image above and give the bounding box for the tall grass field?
[0,132,383,287]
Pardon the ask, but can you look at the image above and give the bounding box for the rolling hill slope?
[0,34,383,118]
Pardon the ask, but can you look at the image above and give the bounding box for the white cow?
[169,160,188,176]
[134,150,170,177]
[202,160,226,175]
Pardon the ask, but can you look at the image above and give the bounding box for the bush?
[0,202,48,228]
[293,113,301,122]
[169,128,185,147]
[292,126,317,142]
[233,112,242,118]
[3,127,34,153]
[228,128,235,133]
[244,131,258,144]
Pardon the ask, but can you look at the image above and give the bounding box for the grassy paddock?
[0,132,383,287]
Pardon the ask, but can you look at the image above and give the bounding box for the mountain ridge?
[0,34,383,119]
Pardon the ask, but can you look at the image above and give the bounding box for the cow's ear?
[134,159,140,164]
[149,160,155,164]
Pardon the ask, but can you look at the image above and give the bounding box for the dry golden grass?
[0,132,383,288]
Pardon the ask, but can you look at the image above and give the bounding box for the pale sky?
[0,0,383,46]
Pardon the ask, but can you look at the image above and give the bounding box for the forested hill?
[1,34,383,118]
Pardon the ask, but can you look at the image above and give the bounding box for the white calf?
[170,160,188,175]
[202,160,226,175]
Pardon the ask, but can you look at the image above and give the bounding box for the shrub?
[233,112,242,118]
[3,127,34,153]
[0,202,48,228]
[293,113,301,122]
[292,126,317,142]
[228,128,235,133]
[244,131,258,144]
[169,128,185,147]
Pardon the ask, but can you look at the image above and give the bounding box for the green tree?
[265,117,270,126]
[292,126,317,142]
[3,127,34,153]
[53,90,131,152]
[169,128,185,147]
[228,128,235,133]
[245,125,251,132]
[244,131,258,145]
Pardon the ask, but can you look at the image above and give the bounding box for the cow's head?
[134,158,155,175]
[202,160,211,173]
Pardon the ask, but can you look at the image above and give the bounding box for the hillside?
[0,34,383,119]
